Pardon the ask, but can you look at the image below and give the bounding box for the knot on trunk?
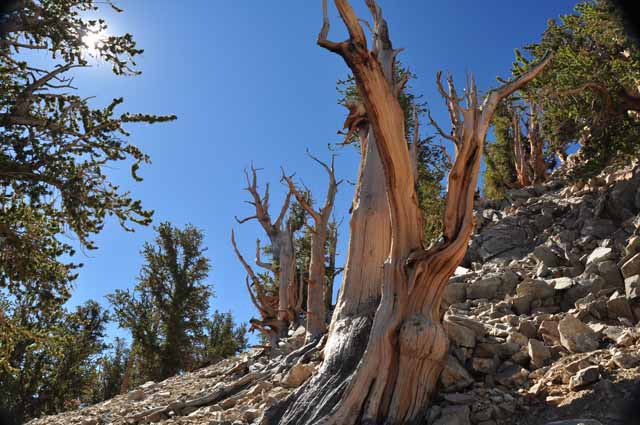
[399,314,448,361]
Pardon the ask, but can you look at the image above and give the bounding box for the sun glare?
[81,30,107,58]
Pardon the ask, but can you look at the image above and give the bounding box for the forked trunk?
[283,153,341,339]
[268,1,551,423]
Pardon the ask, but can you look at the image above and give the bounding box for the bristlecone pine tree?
[282,152,342,339]
[232,167,302,344]
[264,1,552,423]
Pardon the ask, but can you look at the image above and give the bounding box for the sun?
[81,30,107,58]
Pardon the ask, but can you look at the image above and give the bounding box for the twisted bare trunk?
[269,1,552,423]
[233,168,296,342]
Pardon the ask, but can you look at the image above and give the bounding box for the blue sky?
[64,1,579,344]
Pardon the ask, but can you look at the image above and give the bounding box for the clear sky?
[65,1,579,344]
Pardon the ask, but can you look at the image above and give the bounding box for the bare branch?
[255,238,275,272]
[318,0,345,53]
[483,51,553,118]
[230,229,260,287]
[281,169,321,224]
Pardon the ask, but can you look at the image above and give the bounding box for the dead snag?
[282,152,342,339]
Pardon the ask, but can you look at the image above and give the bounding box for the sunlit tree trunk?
[233,167,298,341]
[268,1,552,423]
[283,154,341,339]
[511,104,532,187]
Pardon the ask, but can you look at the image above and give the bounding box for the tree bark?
[528,100,547,184]
[233,169,297,342]
[270,2,552,423]
[283,153,341,339]
[511,103,532,187]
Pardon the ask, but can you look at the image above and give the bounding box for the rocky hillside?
[28,160,640,425]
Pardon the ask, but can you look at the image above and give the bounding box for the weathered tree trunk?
[269,2,552,423]
[283,153,341,339]
[511,104,532,187]
[234,168,297,342]
[231,230,284,345]
[528,100,547,184]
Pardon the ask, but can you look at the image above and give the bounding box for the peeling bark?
[270,1,552,423]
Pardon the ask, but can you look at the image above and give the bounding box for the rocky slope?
[28,160,640,425]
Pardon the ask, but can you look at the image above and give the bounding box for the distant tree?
[108,222,212,381]
[87,337,130,403]
[0,0,175,311]
[516,0,640,174]
[0,297,109,422]
[483,100,520,199]
[198,310,248,366]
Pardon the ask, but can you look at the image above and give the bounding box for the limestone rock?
[281,363,314,388]
[528,339,550,369]
[625,274,640,299]
[585,247,613,265]
[444,317,477,348]
[495,364,529,388]
[534,245,561,267]
[440,356,474,392]
[550,277,574,290]
[433,405,471,425]
[606,292,634,321]
[558,315,599,353]
[621,253,640,278]
[569,365,599,390]
[467,276,501,300]
[517,279,555,300]
[612,351,640,369]
[444,281,469,305]
[597,260,623,287]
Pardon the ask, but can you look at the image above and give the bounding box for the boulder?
[500,270,520,294]
[597,260,623,287]
[621,253,640,278]
[534,245,561,267]
[528,339,551,369]
[518,320,538,339]
[539,320,561,346]
[495,364,529,388]
[471,357,498,374]
[545,420,603,425]
[626,235,640,256]
[444,317,477,348]
[606,292,635,321]
[585,247,614,265]
[557,315,599,353]
[625,274,640,300]
[506,331,528,347]
[516,279,555,300]
[467,276,501,300]
[281,363,314,388]
[550,277,574,290]
[439,356,474,392]
[127,389,145,402]
[569,365,600,390]
[444,281,469,305]
[433,405,471,425]
[612,351,640,369]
